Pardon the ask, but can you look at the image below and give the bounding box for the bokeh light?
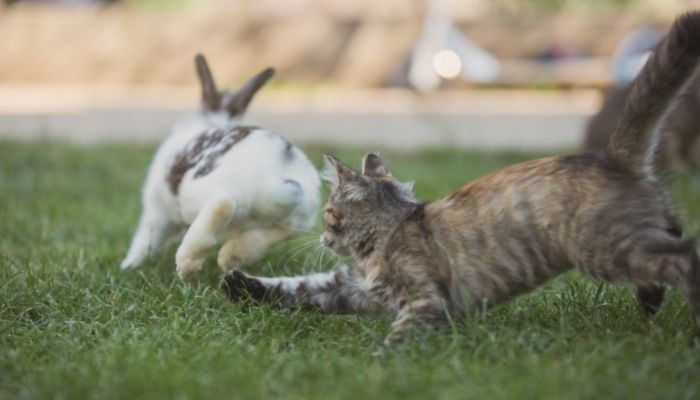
[432,49,462,79]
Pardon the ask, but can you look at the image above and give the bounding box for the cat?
[121,54,320,280]
[221,12,700,345]
[585,66,700,172]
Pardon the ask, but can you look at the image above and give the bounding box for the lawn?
[1,140,699,400]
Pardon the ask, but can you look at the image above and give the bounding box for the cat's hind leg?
[176,198,235,280]
[121,206,173,270]
[583,230,700,323]
[636,284,666,315]
[680,247,700,324]
[660,246,700,324]
[217,227,291,273]
[638,239,700,323]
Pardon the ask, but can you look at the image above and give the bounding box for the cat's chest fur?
[354,215,453,311]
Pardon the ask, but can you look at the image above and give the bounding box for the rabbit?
[121,54,320,280]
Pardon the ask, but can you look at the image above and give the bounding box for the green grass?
[1,140,700,400]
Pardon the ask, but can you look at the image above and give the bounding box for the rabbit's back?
[174,126,319,229]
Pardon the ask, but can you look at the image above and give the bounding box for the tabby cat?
[222,12,700,345]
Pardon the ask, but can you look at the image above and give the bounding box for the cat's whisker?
[296,242,323,273]
[275,233,326,272]
[313,243,329,270]
[276,240,318,267]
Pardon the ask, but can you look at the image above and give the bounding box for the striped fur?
[222,12,700,345]
[608,12,700,176]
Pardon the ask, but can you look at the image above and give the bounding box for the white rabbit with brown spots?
[121,54,320,280]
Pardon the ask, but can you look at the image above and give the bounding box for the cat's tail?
[607,11,700,176]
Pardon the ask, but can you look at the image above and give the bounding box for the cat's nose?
[319,234,334,248]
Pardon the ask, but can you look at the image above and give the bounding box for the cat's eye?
[323,208,342,230]
[324,207,340,217]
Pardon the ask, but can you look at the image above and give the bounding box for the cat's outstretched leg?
[221,265,380,314]
[217,227,291,272]
[176,198,235,280]
[121,205,173,270]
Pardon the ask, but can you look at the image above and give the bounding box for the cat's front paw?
[175,251,204,280]
[220,270,267,302]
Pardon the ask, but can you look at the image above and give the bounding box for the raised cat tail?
[607,11,700,176]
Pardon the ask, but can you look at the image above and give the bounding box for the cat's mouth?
[320,234,335,248]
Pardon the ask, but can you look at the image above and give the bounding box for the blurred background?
[0,0,698,151]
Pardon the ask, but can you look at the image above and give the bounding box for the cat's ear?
[362,153,389,178]
[322,154,359,184]
[323,155,367,201]
[195,54,221,111]
[226,67,275,117]
[362,153,415,201]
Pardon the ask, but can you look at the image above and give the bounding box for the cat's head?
[320,153,418,258]
[195,54,274,118]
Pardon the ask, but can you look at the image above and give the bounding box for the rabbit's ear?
[195,54,220,111]
[226,67,275,116]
